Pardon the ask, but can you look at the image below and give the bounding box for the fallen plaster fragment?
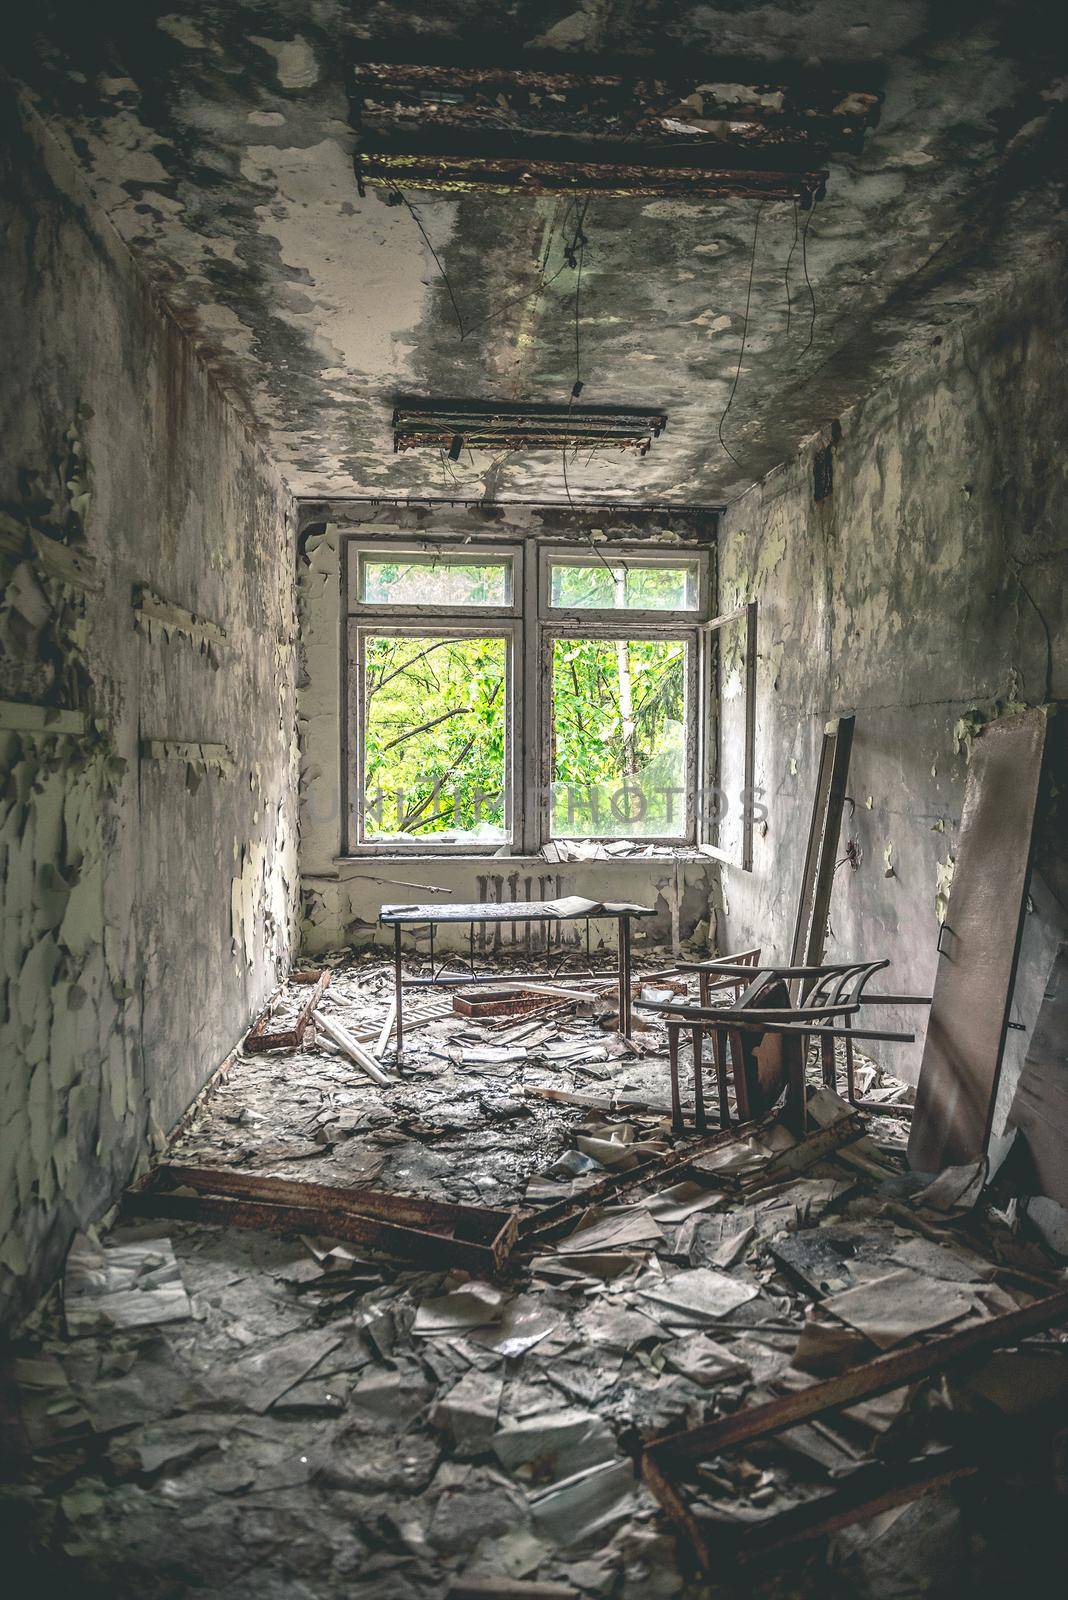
[662,1334,752,1386]
[414,1281,509,1337]
[430,1371,505,1457]
[634,1266,760,1323]
[555,1208,666,1254]
[493,1408,618,1485]
[62,1232,192,1334]
[207,1326,343,1413]
[528,1458,637,1549]
[821,1268,980,1350]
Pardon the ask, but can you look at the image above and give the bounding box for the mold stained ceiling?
[10,2,1067,508]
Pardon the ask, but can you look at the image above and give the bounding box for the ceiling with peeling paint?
[8,2,1066,507]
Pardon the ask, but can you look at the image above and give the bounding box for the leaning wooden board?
[909,708,1049,1173]
[1007,942,1068,1207]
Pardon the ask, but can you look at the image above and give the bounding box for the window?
[361,632,509,844]
[357,551,513,609]
[547,555,700,613]
[346,537,712,853]
[549,636,691,839]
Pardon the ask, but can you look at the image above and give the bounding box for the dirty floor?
[3,954,1065,1599]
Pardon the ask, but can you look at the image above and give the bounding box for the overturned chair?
[637,957,914,1134]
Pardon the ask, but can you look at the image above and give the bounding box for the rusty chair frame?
[638,958,896,1133]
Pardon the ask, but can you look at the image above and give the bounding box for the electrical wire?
[392,186,580,345]
[784,200,799,337]
[716,201,764,471]
[800,197,818,358]
[556,204,623,582]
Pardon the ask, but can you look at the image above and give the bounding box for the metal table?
[379,899,655,1057]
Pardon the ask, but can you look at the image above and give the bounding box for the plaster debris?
[62,1232,193,1334]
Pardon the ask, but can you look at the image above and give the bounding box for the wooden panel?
[1006,943,1068,1207]
[790,714,855,970]
[909,709,1049,1173]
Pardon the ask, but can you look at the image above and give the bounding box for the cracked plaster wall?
[717,249,1068,1092]
[0,92,299,1325]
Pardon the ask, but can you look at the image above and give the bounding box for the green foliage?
[362,629,688,843]
[549,560,696,611]
[363,634,507,839]
[361,557,510,607]
[550,637,686,837]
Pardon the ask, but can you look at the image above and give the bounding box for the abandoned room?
[1,1,1067,1595]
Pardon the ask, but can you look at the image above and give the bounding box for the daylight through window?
[347,538,710,852]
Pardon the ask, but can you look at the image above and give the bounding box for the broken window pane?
[550,637,688,839]
[360,553,512,607]
[363,634,508,844]
[549,558,698,612]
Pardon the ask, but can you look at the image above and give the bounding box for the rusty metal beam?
[244,969,330,1052]
[393,400,667,455]
[642,1287,1068,1570]
[124,1164,518,1275]
[350,49,880,201]
[349,50,881,154]
[360,149,826,202]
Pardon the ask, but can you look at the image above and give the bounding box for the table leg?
[820,1033,837,1090]
[393,924,404,1061]
[699,971,710,1008]
[618,915,633,1035]
[712,1026,731,1128]
[668,1024,683,1133]
[691,1026,706,1133]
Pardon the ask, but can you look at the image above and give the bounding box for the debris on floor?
[3,949,1065,1599]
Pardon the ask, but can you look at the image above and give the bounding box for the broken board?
[909,708,1049,1173]
[125,1165,518,1275]
[790,714,855,972]
[1006,942,1068,1208]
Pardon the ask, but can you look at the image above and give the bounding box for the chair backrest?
[803,959,889,1013]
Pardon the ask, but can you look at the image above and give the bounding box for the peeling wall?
[0,93,299,1324]
[717,250,1068,1093]
[296,504,719,954]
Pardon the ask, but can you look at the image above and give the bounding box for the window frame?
[342,532,713,857]
[348,618,519,854]
[347,538,522,620]
[538,543,708,623]
[540,622,701,846]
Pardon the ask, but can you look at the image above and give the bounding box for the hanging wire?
[784,200,799,337]
[556,205,623,580]
[716,201,764,471]
[800,197,818,358]
[391,186,579,345]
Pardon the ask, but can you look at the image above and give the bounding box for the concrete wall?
[0,94,299,1324]
[297,504,720,955]
[716,250,1068,1097]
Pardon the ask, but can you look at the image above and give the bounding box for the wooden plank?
[790,714,855,971]
[1007,943,1068,1207]
[909,709,1049,1172]
[644,1286,1068,1465]
[125,1164,518,1273]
